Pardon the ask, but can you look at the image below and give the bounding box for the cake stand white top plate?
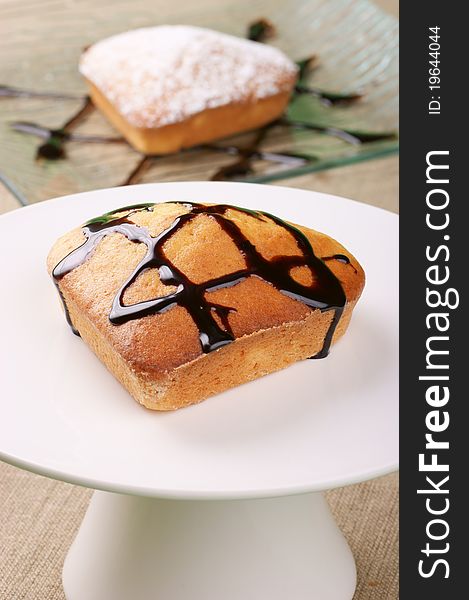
[0,182,398,499]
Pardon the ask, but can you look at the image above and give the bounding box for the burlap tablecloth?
[0,461,397,599]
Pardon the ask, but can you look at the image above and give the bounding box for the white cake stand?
[0,182,398,600]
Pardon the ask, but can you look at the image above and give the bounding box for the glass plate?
[0,0,398,204]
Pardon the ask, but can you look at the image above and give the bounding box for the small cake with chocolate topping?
[47,202,365,410]
[79,26,298,154]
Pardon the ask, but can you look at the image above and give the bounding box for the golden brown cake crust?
[86,82,292,155]
[47,202,365,410]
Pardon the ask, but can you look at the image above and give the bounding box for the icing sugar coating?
[79,26,298,128]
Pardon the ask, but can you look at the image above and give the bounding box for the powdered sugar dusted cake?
[79,26,298,154]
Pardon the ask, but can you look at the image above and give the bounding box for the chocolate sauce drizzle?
[10,97,123,160]
[53,202,349,358]
[322,253,358,274]
[209,127,270,181]
[0,84,83,100]
[123,156,155,186]
[247,19,276,42]
[296,56,319,78]
[294,84,363,107]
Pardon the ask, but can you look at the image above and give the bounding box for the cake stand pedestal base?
[63,490,356,600]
